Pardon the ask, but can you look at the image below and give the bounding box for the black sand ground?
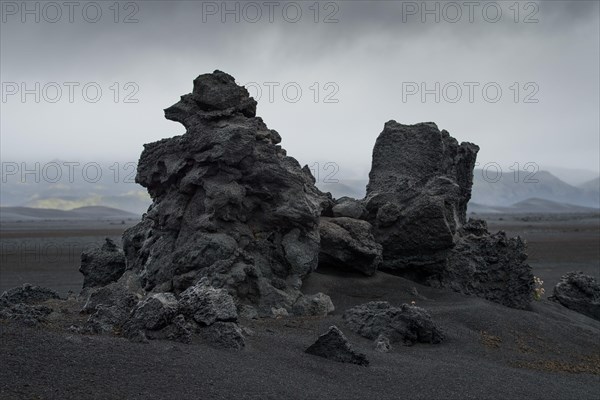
[1,214,599,399]
[0,220,137,295]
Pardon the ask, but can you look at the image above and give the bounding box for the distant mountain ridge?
[315,170,599,211]
[471,169,599,209]
[579,177,600,191]
[0,206,139,221]
[468,198,599,214]
[1,166,598,214]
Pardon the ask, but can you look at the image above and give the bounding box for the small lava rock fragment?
[292,293,335,316]
[363,121,533,309]
[374,334,392,353]
[84,305,129,335]
[0,283,60,306]
[124,292,179,337]
[82,278,141,314]
[305,325,369,366]
[343,301,444,345]
[79,238,126,289]
[0,284,59,325]
[318,217,382,276]
[178,281,238,326]
[331,197,367,219]
[200,321,245,350]
[0,303,53,325]
[550,272,600,321]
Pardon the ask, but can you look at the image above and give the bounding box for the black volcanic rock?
[177,280,238,326]
[364,121,479,270]
[122,70,329,317]
[363,121,533,309]
[199,321,245,350]
[123,292,179,335]
[292,292,335,316]
[440,222,533,309]
[343,301,444,345]
[80,238,126,289]
[331,197,367,219]
[76,71,536,344]
[305,326,369,366]
[0,284,60,306]
[318,217,382,275]
[0,284,59,325]
[0,303,53,325]
[550,272,600,320]
[164,70,257,128]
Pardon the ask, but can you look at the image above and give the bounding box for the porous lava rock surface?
[305,325,369,366]
[363,121,533,308]
[550,272,600,320]
[121,70,331,318]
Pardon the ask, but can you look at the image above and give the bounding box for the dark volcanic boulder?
[0,284,59,306]
[80,238,126,288]
[0,303,53,325]
[550,272,600,321]
[124,292,179,334]
[84,305,131,335]
[0,284,59,325]
[79,272,143,334]
[331,197,367,219]
[292,292,335,316]
[318,217,382,275]
[363,121,533,309]
[305,325,369,366]
[81,273,142,314]
[343,301,444,345]
[439,221,533,308]
[364,121,479,270]
[177,280,237,326]
[122,70,328,317]
[199,321,245,350]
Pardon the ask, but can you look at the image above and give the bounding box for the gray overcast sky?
[1,0,599,180]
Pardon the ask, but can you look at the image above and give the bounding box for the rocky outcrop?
[374,334,392,353]
[79,277,246,348]
[318,217,382,275]
[550,272,600,321]
[292,292,335,316]
[0,284,59,325]
[73,71,534,342]
[343,301,444,345]
[81,273,142,314]
[124,293,179,334]
[80,238,126,288]
[199,321,245,350]
[79,272,144,334]
[0,303,53,325]
[121,70,329,317]
[305,326,369,366]
[439,220,533,309]
[365,121,479,270]
[0,284,60,305]
[363,121,533,308]
[84,305,131,335]
[177,280,237,326]
[331,197,367,219]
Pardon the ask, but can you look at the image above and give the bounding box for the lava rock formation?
[550,272,600,320]
[122,70,331,318]
[363,121,533,308]
[73,70,535,348]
